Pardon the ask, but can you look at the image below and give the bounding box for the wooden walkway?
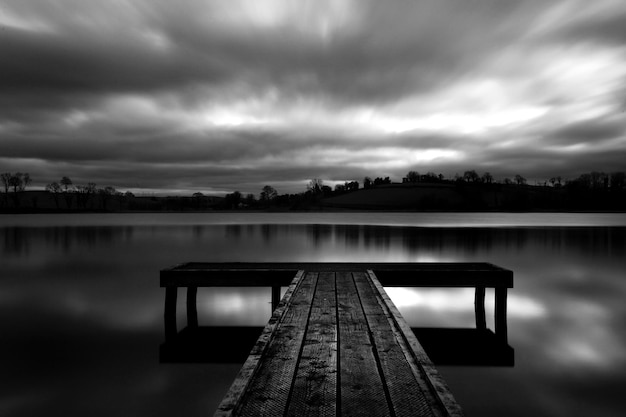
[160,262,513,416]
[214,269,463,417]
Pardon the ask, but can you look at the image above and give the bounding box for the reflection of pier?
[160,263,513,415]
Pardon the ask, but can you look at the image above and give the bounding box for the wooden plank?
[207,265,500,415]
[287,272,338,416]
[354,271,441,417]
[214,270,306,417]
[234,272,319,416]
[336,272,391,416]
[366,270,464,417]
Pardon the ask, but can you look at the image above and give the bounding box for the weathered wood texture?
[215,270,306,416]
[215,270,464,417]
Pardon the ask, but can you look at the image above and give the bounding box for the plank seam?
[214,270,306,417]
[366,270,464,417]
[351,272,397,417]
[283,272,320,417]
[334,272,341,416]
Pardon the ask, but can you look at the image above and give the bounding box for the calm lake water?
[2,212,626,417]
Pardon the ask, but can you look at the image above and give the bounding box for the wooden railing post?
[474,286,486,330]
[187,286,198,329]
[164,287,178,341]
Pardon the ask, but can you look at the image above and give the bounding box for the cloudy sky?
[1,0,625,195]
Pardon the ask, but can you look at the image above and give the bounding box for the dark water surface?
[2,213,626,416]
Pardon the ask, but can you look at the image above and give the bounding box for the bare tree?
[307,178,324,194]
[260,185,278,205]
[463,170,480,183]
[0,173,10,206]
[60,176,74,209]
[98,186,116,210]
[514,174,527,185]
[4,172,32,207]
[76,182,97,209]
[46,182,62,209]
[406,171,420,183]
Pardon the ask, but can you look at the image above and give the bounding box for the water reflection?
[1,219,625,417]
[4,224,625,260]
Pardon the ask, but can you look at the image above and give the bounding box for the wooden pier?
[160,262,513,416]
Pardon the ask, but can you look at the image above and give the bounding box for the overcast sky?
[1,0,625,195]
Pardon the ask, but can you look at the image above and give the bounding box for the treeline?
[0,173,134,212]
[2,169,625,212]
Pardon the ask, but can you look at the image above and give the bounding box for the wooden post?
[474,286,486,330]
[271,286,281,312]
[164,287,178,341]
[187,286,198,329]
[494,287,508,343]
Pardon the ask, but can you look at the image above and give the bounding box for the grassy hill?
[321,183,467,210]
[320,182,573,211]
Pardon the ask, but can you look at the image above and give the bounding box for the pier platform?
[160,263,513,416]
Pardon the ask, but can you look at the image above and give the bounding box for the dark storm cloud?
[550,6,626,45]
[543,118,626,145]
[1,0,542,109]
[1,0,625,194]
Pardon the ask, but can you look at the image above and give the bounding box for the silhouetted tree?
[260,185,278,204]
[1,173,11,206]
[549,177,563,187]
[46,182,62,209]
[60,176,74,209]
[463,170,480,183]
[244,193,256,207]
[481,172,493,184]
[98,186,116,210]
[344,181,359,192]
[610,172,625,190]
[4,172,31,207]
[514,174,527,185]
[307,178,324,194]
[224,191,242,209]
[373,177,391,186]
[363,177,373,189]
[76,182,97,209]
[406,171,420,182]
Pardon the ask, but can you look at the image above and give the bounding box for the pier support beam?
[474,286,486,330]
[271,286,281,312]
[164,287,177,342]
[187,286,198,329]
[495,287,508,343]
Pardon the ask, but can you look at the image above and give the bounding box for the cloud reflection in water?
[1,219,625,416]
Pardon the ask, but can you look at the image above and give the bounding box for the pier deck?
[160,263,513,416]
